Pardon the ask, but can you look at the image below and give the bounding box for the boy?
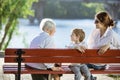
[67,28,96,80]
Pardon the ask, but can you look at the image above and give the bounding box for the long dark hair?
[95,11,115,28]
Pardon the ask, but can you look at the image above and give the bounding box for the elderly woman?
[26,18,62,80]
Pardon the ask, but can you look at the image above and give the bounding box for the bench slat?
[3,64,120,74]
[5,56,120,63]
[5,49,120,57]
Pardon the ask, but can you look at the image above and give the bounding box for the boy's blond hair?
[72,28,85,42]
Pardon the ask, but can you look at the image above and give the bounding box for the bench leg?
[15,74,21,80]
[48,74,52,80]
[15,74,17,80]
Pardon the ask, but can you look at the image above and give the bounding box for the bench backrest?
[5,48,120,63]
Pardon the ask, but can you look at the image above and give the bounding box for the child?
[66,28,96,80]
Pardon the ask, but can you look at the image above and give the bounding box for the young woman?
[87,11,120,70]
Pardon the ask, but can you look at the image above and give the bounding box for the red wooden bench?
[3,48,120,80]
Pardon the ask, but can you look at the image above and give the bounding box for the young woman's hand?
[98,44,110,55]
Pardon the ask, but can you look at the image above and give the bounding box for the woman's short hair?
[72,28,85,42]
[40,18,56,31]
[95,11,115,27]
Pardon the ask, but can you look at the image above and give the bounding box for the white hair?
[40,18,56,31]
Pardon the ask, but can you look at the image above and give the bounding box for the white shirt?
[67,41,87,66]
[27,32,55,69]
[68,41,87,49]
[87,27,120,49]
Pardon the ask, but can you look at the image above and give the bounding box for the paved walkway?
[0,58,116,80]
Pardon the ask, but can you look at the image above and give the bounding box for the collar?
[40,32,49,36]
[102,27,112,37]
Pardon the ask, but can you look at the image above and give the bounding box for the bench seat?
[3,64,120,74]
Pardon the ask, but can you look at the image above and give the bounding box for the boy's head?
[40,18,56,36]
[71,28,85,43]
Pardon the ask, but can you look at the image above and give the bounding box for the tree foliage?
[0,0,37,51]
[44,1,104,19]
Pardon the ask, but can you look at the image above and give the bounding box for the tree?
[104,2,120,27]
[0,0,37,51]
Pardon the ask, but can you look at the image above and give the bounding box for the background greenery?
[0,0,37,50]
[44,1,104,19]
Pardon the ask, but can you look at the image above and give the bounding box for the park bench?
[3,48,120,80]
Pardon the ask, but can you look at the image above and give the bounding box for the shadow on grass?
[108,74,120,80]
